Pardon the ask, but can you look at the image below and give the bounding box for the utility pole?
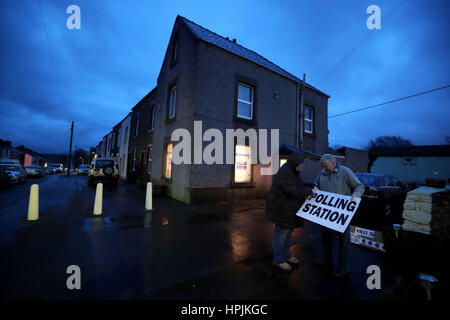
[68,121,74,176]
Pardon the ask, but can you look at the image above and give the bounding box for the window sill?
[165,117,176,125]
[303,131,316,138]
[233,116,257,126]
[231,181,256,188]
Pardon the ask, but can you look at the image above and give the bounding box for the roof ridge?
[178,15,301,82]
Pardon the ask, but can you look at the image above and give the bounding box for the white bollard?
[27,184,39,221]
[93,183,103,215]
[145,182,152,211]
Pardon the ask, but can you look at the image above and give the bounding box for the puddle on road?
[82,213,174,232]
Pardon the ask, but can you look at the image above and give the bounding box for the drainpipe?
[299,73,306,148]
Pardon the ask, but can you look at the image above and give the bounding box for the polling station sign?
[296,190,361,233]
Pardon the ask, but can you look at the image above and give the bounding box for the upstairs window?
[237,83,253,120]
[304,106,314,134]
[168,85,177,119]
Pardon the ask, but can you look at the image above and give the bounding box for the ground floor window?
[164,143,173,179]
[234,145,252,183]
[280,159,287,167]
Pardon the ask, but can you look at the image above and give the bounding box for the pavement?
[0,174,395,300]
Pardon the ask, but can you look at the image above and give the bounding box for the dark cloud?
[0,0,448,154]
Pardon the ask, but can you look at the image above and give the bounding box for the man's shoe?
[275,262,292,271]
[287,257,299,264]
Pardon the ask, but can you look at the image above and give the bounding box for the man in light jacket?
[313,154,364,278]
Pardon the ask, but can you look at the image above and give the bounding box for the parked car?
[88,158,119,186]
[0,167,10,188]
[25,165,45,177]
[0,159,20,165]
[49,163,63,173]
[353,173,409,226]
[44,166,56,174]
[0,164,26,184]
[78,164,90,175]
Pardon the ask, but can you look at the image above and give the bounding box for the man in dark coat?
[266,153,314,271]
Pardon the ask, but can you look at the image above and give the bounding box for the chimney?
[225,37,229,40]
[232,38,236,43]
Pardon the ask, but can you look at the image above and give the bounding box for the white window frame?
[168,86,176,119]
[304,106,313,134]
[237,83,253,120]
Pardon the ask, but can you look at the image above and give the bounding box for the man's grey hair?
[320,154,336,164]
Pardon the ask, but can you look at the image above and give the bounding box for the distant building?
[0,139,46,166]
[332,146,369,173]
[369,145,450,184]
[116,113,131,179]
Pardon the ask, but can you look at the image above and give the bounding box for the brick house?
[146,16,329,203]
[127,87,157,182]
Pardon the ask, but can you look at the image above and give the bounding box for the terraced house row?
[95,16,330,204]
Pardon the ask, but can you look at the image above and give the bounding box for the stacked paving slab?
[402,186,450,239]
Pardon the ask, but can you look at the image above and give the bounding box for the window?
[280,159,287,168]
[150,105,156,131]
[135,114,140,137]
[237,83,253,120]
[304,106,314,134]
[124,126,128,142]
[168,86,176,119]
[164,143,173,179]
[147,145,152,175]
[234,145,252,183]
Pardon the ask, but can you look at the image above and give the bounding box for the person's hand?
[351,194,360,201]
[307,188,317,200]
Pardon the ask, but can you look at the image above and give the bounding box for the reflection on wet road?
[0,174,390,299]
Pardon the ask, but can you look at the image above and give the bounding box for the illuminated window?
[304,106,313,134]
[280,159,287,167]
[234,145,252,183]
[237,83,253,120]
[164,143,173,179]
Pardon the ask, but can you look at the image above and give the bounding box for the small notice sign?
[296,190,361,233]
[350,225,385,253]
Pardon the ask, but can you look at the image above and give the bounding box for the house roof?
[370,145,450,157]
[178,16,329,98]
[132,87,157,112]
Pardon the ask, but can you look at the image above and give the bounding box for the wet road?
[0,174,392,299]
